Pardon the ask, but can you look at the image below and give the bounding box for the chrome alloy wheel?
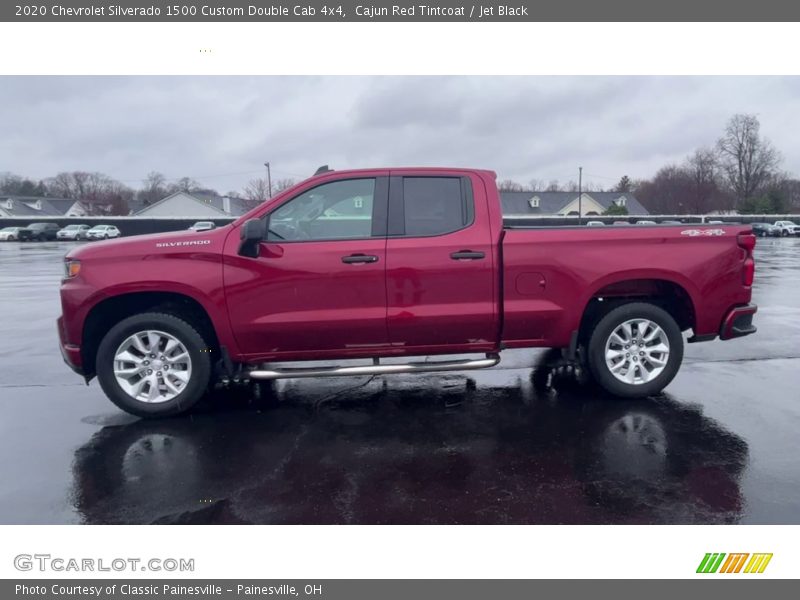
[113,330,192,403]
[603,318,670,385]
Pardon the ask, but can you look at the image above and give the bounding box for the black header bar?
[4,0,800,22]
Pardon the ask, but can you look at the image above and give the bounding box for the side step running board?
[248,353,500,381]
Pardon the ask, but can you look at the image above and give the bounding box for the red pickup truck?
[58,167,757,417]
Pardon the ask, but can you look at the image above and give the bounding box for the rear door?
[385,173,497,351]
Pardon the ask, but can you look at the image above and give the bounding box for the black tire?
[586,302,684,398]
[103,234,109,239]
[96,312,213,418]
[782,230,788,237]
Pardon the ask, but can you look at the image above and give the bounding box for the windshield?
[1,227,17,232]
[64,225,80,230]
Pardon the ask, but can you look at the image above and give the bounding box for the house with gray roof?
[133,191,250,217]
[0,196,80,218]
[500,191,648,216]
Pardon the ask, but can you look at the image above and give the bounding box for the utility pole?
[578,166,583,225]
[264,162,273,198]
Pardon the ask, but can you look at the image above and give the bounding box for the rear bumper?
[57,316,83,375]
[719,304,758,340]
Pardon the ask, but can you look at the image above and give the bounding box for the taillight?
[742,258,755,286]
[738,232,756,286]
[737,232,756,252]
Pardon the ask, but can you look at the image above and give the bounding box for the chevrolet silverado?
[58,167,757,417]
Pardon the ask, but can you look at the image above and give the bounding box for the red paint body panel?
[501,226,753,347]
[384,170,500,352]
[222,237,389,357]
[58,167,755,376]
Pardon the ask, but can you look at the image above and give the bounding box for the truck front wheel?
[586,302,683,398]
[96,312,212,418]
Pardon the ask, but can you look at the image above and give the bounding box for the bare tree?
[635,165,693,214]
[498,179,526,192]
[528,178,546,191]
[137,171,168,206]
[47,171,108,200]
[685,148,723,214]
[776,177,800,212]
[717,114,781,206]
[0,174,47,196]
[242,177,270,210]
[167,177,202,194]
[45,171,131,215]
[273,178,296,194]
[562,179,603,193]
[545,179,561,192]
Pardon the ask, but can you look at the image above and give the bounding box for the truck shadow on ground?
[71,351,749,525]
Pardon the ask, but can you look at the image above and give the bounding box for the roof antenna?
[314,165,332,175]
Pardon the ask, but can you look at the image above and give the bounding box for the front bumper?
[719,304,758,340]
[57,316,83,375]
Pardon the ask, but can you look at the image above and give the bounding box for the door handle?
[342,254,379,264]
[450,250,485,260]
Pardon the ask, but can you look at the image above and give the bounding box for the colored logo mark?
[696,553,773,574]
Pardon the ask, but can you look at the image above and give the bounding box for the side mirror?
[238,218,266,258]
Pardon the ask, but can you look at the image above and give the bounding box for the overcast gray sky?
[1,76,798,192]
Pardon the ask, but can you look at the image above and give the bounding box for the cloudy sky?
[1,76,799,192]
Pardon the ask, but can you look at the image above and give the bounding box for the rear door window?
[399,177,473,237]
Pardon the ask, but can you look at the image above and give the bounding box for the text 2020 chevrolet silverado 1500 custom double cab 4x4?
[58,167,758,417]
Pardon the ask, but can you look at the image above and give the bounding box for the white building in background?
[133,191,249,217]
[0,196,81,217]
[500,191,649,217]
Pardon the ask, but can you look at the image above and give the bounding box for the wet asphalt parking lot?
[0,238,799,524]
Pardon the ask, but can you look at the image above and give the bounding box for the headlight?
[63,259,81,279]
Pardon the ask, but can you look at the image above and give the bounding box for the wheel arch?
[81,290,222,380]
[577,273,699,344]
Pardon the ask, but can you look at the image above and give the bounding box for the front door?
[224,176,390,358]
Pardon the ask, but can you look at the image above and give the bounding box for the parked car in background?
[612,220,631,226]
[707,220,724,225]
[660,220,682,225]
[189,221,216,232]
[86,225,121,240]
[0,227,24,241]
[57,224,91,241]
[19,222,60,241]
[586,221,605,227]
[751,223,779,238]
[773,220,800,237]
[635,220,657,226]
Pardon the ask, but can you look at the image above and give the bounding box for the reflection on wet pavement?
[0,239,798,524]
[70,351,748,524]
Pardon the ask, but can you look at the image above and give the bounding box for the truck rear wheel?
[586,302,683,398]
[96,312,212,418]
